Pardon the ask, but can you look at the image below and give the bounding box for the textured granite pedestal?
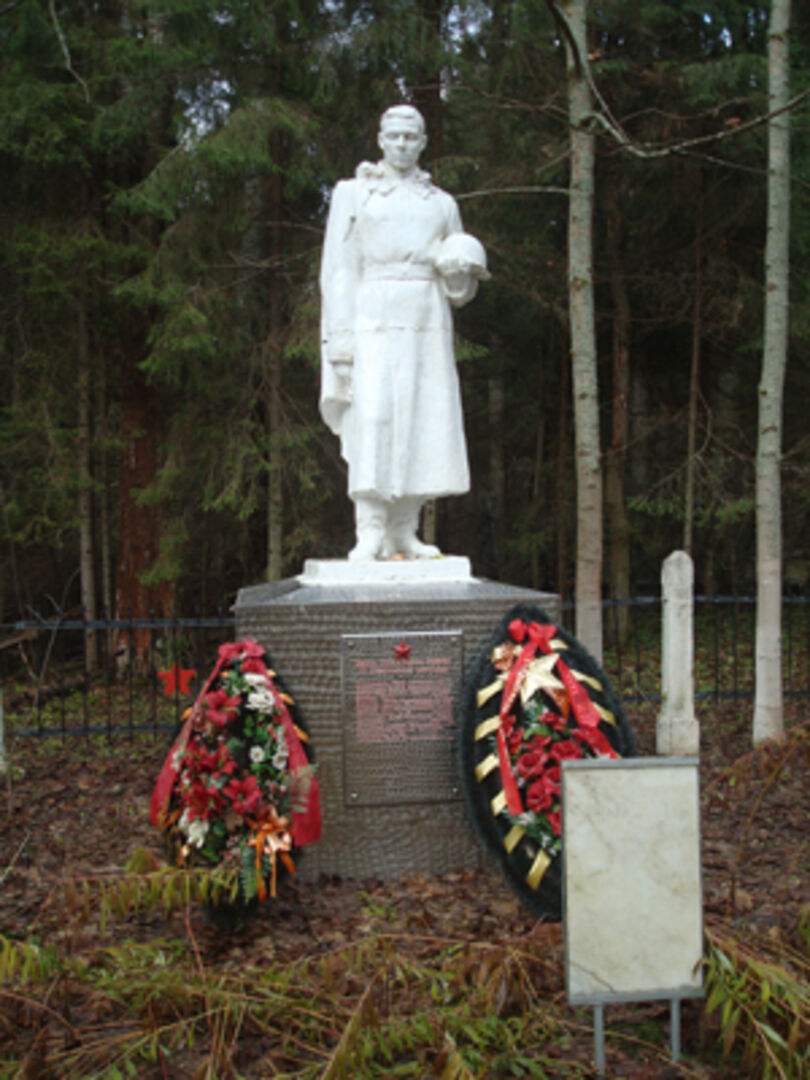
[235,561,559,881]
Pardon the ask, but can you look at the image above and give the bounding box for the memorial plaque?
[342,631,463,807]
[563,758,703,1005]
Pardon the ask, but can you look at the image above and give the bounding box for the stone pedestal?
[235,565,559,881]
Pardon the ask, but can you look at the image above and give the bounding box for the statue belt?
[363,263,435,282]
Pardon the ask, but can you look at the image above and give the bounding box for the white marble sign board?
[563,758,703,1005]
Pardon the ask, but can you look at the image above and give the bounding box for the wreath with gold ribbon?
[459,604,635,918]
[150,639,321,919]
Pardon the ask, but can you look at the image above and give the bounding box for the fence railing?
[0,612,235,738]
[1,594,808,738]
[597,592,810,712]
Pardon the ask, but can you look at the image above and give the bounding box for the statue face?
[378,117,426,175]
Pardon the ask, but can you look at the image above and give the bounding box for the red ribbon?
[495,620,617,816]
[259,661,322,847]
[149,643,234,827]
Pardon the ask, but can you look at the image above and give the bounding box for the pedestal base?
[234,569,560,882]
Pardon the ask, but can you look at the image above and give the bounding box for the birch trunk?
[754,0,791,744]
[564,0,602,660]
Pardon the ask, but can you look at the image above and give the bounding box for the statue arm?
[319,181,360,434]
[438,198,479,308]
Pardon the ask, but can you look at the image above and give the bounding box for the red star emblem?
[157,662,197,697]
[393,641,411,661]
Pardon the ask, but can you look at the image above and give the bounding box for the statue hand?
[332,360,353,403]
[441,270,478,307]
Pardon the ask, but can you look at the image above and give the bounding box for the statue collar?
[355,160,435,198]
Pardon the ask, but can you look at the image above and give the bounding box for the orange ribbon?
[246,810,295,900]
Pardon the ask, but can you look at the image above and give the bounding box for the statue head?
[378,105,427,175]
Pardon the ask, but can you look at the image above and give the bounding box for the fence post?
[657,551,700,756]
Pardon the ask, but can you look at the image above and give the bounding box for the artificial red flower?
[185,778,226,820]
[539,710,568,732]
[517,749,549,780]
[500,713,525,754]
[527,733,552,754]
[184,740,233,776]
[508,619,527,643]
[525,770,561,813]
[203,688,241,729]
[546,809,562,836]
[526,779,554,812]
[223,774,263,816]
[548,739,584,763]
[507,728,524,754]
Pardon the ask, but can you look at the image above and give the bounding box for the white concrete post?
[656,551,700,756]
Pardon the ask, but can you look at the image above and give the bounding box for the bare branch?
[47,0,90,103]
[545,0,810,160]
[457,185,569,201]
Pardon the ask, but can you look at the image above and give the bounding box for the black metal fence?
[1,594,808,738]
[0,612,235,738]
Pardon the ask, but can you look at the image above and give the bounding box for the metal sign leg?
[670,997,682,1061]
[593,1004,606,1076]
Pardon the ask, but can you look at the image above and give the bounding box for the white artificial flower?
[186,818,209,849]
[243,672,268,688]
[178,808,191,832]
[272,729,288,771]
[246,688,275,713]
[250,745,265,763]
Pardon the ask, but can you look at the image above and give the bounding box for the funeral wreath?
[150,639,321,905]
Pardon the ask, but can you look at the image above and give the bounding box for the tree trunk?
[115,353,174,672]
[97,351,113,621]
[564,0,602,661]
[76,287,98,672]
[754,0,791,745]
[683,170,704,556]
[605,174,630,646]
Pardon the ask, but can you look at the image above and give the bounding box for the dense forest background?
[2,0,810,625]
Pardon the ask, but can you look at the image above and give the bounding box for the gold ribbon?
[526,850,552,890]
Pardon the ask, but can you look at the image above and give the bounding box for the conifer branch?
[48,0,90,103]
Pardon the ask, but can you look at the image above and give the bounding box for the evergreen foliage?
[2,0,810,619]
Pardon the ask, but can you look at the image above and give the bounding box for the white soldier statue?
[319,104,489,561]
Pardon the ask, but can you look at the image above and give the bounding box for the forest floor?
[0,702,808,1079]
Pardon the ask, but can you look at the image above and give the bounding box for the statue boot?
[348,495,386,561]
[384,497,440,559]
